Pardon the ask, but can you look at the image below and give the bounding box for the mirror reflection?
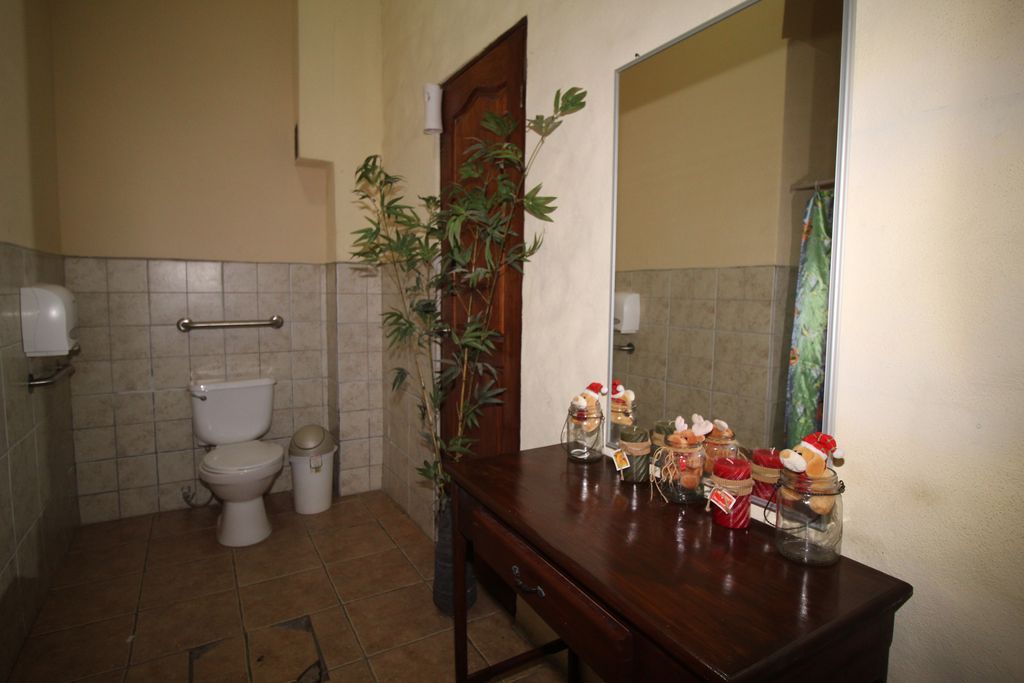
[612,0,843,449]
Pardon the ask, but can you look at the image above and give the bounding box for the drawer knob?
[511,565,546,598]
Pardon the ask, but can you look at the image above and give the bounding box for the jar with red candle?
[750,448,782,500]
[707,456,753,529]
[703,419,737,475]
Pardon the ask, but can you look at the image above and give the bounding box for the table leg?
[453,489,468,683]
[568,649,581,683]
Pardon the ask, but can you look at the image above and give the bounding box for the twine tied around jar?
[750,462,782,484]
[621,440,651,456]
[704,474,754,512]
[650,447,678,503]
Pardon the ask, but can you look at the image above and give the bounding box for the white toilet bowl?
[198,440,284,547]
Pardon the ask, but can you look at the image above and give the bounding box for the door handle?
[511,565,545,598]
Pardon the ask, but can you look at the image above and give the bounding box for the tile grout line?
[307,499,380,681]
[121,514,153,681]
[229,544,256,683]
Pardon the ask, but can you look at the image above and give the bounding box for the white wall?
[379,0,1023,679]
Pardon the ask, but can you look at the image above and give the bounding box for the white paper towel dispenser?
[21,285,78,357]
[613,292,640,334]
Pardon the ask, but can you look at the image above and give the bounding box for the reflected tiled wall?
[613,266,796,447]
[64,257,383,524]
[1,243,78,680]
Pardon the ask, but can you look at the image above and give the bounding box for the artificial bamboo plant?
[352,87,586,511]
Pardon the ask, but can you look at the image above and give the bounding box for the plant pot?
[432,505,477,615]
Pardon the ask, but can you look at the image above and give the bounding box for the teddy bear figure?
[575,381,607,432]
[779,432,843,515]
[609,379,636,426]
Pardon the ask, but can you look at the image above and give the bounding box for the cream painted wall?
[51,0,329,263]
[835,1,1024,680]
[0,0,61,252]
[379,0,1023,679]
[616,0,788,271]
[297,0,384,261]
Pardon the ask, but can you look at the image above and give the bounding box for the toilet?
[191,378,283,547]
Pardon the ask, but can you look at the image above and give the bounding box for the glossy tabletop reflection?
[447,445,912,680]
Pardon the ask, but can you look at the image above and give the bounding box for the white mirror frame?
[605,0,856,443]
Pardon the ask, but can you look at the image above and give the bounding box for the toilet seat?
[201,440,283,474]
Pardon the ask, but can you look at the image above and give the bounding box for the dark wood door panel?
[440,19,526,458]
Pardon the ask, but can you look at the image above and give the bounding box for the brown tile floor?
[7,491,567,683]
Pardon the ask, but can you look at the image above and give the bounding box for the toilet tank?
[190,378,275,445]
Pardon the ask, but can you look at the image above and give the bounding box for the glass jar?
[562,404,604,462]
[618,426,650,483]
[703,434,738,475]
[608,399,638,448]
[654,444,705,504]
[774,468,845,566]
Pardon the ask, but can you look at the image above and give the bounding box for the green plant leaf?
[523,184,557,222]
[480,111,517,137]
[391,367,409,392]
[558,87,587,115]
[350,87,585,462]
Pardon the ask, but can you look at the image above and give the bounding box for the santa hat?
[610,379,625,399]
[801,432,844,460]
[582,382,607,400]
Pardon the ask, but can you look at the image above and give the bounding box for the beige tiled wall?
[1,242,79,680]
[380,272,436,539]
[65,256,384,524]
[613,266,796,448]
[329,263,384,497]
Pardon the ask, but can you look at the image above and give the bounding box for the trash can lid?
[289,424,335,457]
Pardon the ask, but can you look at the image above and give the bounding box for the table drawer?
[468,505,633,681]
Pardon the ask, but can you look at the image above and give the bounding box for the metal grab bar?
[176,315,284,332]
[614,342,636,355]
[27,364,76,391]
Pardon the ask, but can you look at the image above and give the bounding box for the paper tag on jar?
[612,450,630,471]
[708,487,737,513]
[650,464,661,479]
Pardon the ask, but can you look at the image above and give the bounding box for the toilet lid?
[203,441,283,473]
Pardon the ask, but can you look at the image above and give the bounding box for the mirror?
[610,0,845,449]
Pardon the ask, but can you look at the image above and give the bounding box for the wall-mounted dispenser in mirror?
[21,284,79,390]
[610,0,844,450]
[21,285,78,357]
[613,292,640,334]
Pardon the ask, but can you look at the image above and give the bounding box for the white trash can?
[289,424,336,515]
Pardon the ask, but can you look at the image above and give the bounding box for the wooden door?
[440,20,526,458]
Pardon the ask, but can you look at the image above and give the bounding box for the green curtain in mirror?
[785,189,834,445]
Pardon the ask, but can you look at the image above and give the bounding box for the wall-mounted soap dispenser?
[21,285,78,357]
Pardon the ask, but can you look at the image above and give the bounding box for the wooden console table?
[446,445,912,682]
